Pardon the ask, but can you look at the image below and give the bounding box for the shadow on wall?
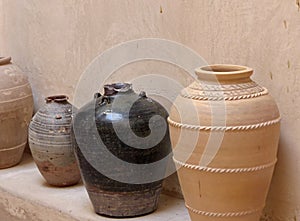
[262,129,300,221]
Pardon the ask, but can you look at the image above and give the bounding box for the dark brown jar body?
[72,83,171,217]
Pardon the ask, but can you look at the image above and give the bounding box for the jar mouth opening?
[202,65,250,72]
[45,95,69,103]
[195,64,253,81]
[0,57,12,65]
[104,83,132,95]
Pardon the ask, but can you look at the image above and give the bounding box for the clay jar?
[168,65,280,221]
[0,57,34,169]
[29,95,81,187]
[72,83,171,217]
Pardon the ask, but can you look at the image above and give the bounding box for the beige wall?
[0,0,3,51]
[1,0,300,220]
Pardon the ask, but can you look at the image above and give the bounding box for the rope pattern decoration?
[173,157,277,173]
[185,204,262,217]
[181,88,268,101]
[188,81,260,91]
[167,117,280,131]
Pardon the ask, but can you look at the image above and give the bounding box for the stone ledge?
[0,154,189,221]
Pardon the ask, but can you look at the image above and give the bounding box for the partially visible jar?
[0,57,33,169]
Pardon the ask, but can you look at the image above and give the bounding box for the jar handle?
[139,91,147,98]
[94,92,102,99]
[94,93,110,105]
[0,57,12,65]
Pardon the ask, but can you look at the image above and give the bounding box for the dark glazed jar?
[29,95,81,187]
[72,83,171,217]
[0,56,33,168]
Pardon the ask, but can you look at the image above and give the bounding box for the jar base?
[0,142,26,169]
[34,160,81,187]
[188,210,262,221]
[87,186,162,217]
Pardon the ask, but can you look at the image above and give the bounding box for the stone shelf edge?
[0,154,189,221]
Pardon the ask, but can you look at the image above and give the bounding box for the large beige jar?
[168,64,280,221]
[0,57,34,168]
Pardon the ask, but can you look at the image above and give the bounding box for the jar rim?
[104,83,132,96]
[195,64,253,81]
[45,95,69,103]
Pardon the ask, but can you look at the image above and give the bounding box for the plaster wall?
[0,1,300,220]
[0,0,3,51]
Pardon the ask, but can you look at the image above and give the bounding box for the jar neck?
[195,64,253,84]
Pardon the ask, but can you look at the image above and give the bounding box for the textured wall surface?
[0,1,300,220]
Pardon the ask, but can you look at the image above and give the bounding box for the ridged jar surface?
[29,98,80,187]
[0,57,33,169]
[168,65,280,221]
